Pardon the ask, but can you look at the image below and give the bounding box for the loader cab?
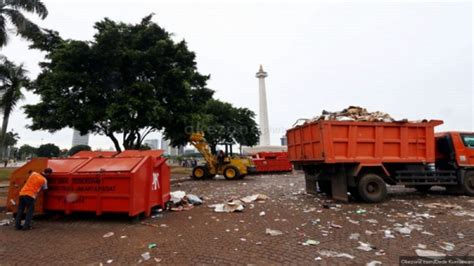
[436,132,474,169]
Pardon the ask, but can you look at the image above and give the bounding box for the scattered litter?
[348,219,360,225]
[457,233,464,239]
[417,244,427,249]
[311,219,321,225]
[422,231,434,236]
[240,238,247,242]
[322,203,341,209]
[0,219,12,226]
[375,250,386,256]
[259,211,266,216]
[170,191,186,203]
[265,228,283,236]
[186,194,203,205]
[241,194,269,204]
[357,241,375,252]
[356,209,367,214]
[120,235,127,239]
[106,259,113,264]
[318,250,354,259]
[395,227,411,235]
[103,232,114,238]
[424,203,462,210]
[148,243,157,249]
[141,252,151,261]
[349,233,360,240]
[439,242,455,252]
[415,249,446,259]
[365,230,375,235]
[365,219,378,224]
[314,257,322,261]
[330,223,342,229]
[384,230,395,239]
[302,239,320,246]
[367,261,382,266]
[209,199,245,213]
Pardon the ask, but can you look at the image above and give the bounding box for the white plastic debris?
[241,194,269,203]
[367,261,382,266]
[103,232,114,238]
[417,244,427,249]
[422,231,434,236]
[170,191,186,204]
[259,211,266,216]
[365,219,378,224]
[415,249,446,259]
[318,250,355,259]
[357,241,374,252]
[395,227,411,235]
[209,200,245,213]
[349,233,360,240]
[302,239,320,246]
[141,252,151,261]
[266,228,283,236]
[439,242,455,251]
[106,260,113,264]
[384,230,395,239]
[186,194,203,205]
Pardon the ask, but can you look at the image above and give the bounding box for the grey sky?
[2,0,472,150]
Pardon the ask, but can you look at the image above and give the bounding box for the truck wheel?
[415,186,432,193]
[463,171,474,196]
[192,166,208,180]
[357,174,387,203]
[224,166,240,180]
[318,181,332,196]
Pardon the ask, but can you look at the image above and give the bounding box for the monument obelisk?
[256,65,270,146]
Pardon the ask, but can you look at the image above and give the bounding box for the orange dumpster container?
[7,150,170,218]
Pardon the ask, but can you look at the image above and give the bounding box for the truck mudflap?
[331,170,348,202]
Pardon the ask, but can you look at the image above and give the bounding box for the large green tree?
[17,144,37,160]
[197,99,259,154]
[68,144,91,156]
[25,15,213,151]
[37,143,59,158]
[0,0,48,47]
[0,58,28,158]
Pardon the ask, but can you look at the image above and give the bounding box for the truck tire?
[318,181,332,196]
[192,166,208,180]
[463,171,474,196]
[357,174,387,203]
[224,166,241,180]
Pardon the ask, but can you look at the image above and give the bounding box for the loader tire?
[463,171,474,196]
[357,174,387,203]
[192,166,208,180]
[223,166,240,180]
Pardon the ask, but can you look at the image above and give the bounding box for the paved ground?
[1,172,474,265]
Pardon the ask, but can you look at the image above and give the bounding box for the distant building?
[72,129,89,147]
[144,139,159,149]
[280,135,287,146]
[161,138,170,154]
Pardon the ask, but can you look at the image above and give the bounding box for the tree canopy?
[18,144,37,160]
[37,143,60,158]
[0,0,48,46]
[25,15,213,151]
[196,99,259,154]
[68,144,91,156]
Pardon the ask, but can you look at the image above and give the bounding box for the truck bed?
[287,120,443,164]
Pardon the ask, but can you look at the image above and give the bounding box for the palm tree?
[0,0,48,47]
[0,58,28,158]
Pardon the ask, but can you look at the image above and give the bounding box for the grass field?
[0,168,15,182]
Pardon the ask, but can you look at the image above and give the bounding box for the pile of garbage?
[295,106,426,126]
[209,194,269,213]
[169,191,203,212]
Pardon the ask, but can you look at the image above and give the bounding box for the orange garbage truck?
[287,120,474,203]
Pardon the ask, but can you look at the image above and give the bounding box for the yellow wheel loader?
[189,132,256,180]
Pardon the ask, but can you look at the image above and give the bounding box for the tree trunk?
[0,110,10,160]
[107,133,122,152]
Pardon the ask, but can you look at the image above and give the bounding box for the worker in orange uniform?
[15,168,53,230]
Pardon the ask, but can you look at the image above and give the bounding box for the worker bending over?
[15,168,53,230]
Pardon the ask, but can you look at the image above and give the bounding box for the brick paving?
[1,172,474,265]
